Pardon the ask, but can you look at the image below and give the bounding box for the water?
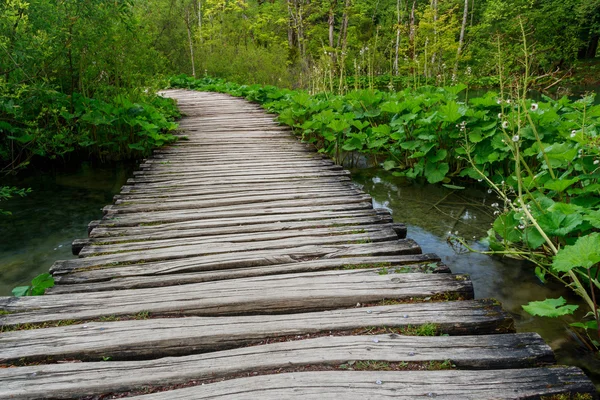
[350,167,600,388]
[0,162,134,295]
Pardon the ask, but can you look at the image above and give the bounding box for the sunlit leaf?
[522,297,578,318]
[552,233,600,272]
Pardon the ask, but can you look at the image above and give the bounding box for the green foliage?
[12,273,54,297]
[172,75,600,190]
[522,297,579,318]
[0,85,180,167]
[0,186,30,215]
[552,233,600,273]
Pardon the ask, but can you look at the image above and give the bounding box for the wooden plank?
[88,210,391,238]
[118,180,354,198]
[76,224,399,257]
[0,333,555,400]
[95,202,375,228]
[89,209,390,236]
[134,164,343,175]
[105,192,370,214]
[51,254,443,291]
[56,241,426,284]
[126,170,351,185]
[139,159,338,171]
[124,175,353,189]
[0,270,473,326]
[114,185,357,202]
[130,368,597,400]
[54,238,420,275]
[0,299,512,363]
[74,216,398,252]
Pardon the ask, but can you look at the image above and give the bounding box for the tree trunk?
[185,7,196,78]
[408,0,416,61]
[328,1,337,64]
[197,0,202,43]
[579,34,599,59]
[393,0,402,75]
[337,0,351,92]
[430,0,438,72]
[454,0,469,78]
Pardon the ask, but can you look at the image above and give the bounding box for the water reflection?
[351,167,600,387]
[0,162,134,295]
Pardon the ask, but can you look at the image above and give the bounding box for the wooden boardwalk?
[0,89,595,399]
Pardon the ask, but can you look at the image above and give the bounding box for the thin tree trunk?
[454,0,469,78]
[408,0,416,62]
[431,0,438,73]
[185,7,196,78]
[197,0,202,43]
[328,1,337,64]
[393,0,402,75]
[337,0,351,92]
[470,0,475,27]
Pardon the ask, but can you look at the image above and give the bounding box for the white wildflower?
[512,135,519,142]
[570,132,577,138]
[530,103,538,111]
[502,121,510,129]
[594,160,600,165]
[498,113,502,119]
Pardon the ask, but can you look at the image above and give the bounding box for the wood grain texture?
[0,333,554,400]
[50,254,444,292]
[76,224,399,257]
[0,270,472,325]
[74,214,395,252]
[132,368,597,400]
[0,300,512,363]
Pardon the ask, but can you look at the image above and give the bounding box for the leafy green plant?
[0,186,31,216]
[12,273,54,297]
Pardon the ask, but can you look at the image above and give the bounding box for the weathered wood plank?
[114,187,358,204]
[76,224,399,257]
[95,202,374,228]
[75,217,400,253]
[90,209,390,236]
[104,193,371,214]
[0,269,473,326]
[118,180,354,198]
[55,237,420,275]
[57,241,426,285]
[124,175,353,189]
[0,333,555,400]
[51,254,443,291]
[132,368,597,400]
[88,210,391,238]
[126,170,351,185]
[0,300,512,363]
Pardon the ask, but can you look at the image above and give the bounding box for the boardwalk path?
[0,90,595,399]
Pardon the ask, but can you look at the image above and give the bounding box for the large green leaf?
[424,162,449,184]
[552,233,600,272]
[30,273,55,296]
[522,297,578,317]
[543,178,579,193]
[492,212,521,243]
[439,101,463,122]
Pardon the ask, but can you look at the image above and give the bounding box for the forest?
[1,0,600,364]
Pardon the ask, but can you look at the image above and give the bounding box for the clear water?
[351,168,600,388]
[0,162,134,295]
